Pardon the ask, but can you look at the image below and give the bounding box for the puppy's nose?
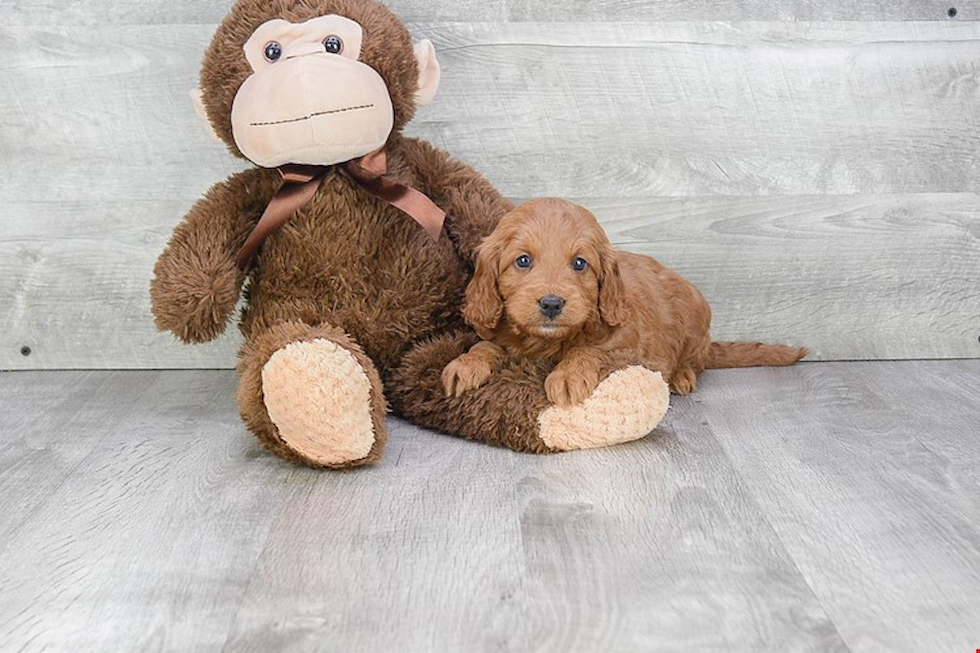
[539,295,565,319]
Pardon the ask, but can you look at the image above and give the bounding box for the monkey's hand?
[150,233,245,344]
[150,170,276,344]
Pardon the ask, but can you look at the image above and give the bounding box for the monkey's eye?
[323,35,344,55]
[515,255,533,269]
[263,42,283,62]
[571,257,589,272]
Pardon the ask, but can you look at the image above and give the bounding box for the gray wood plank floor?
[0,361,977,652]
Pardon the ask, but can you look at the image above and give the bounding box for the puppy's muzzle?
[539,294,565,320]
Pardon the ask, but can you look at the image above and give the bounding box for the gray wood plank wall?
[0,1,972,23]
[1,2,978,369]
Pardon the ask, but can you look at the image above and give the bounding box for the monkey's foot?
[537,367,669,451]
[262,338,376,466]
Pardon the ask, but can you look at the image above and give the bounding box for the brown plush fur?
[442,198,807,404]
[387,331,656,453]
[154,0,617,464]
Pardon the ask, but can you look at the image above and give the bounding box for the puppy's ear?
[463,237,504,338]
[598,245,628,326]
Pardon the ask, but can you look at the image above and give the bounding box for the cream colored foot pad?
[538,367,669,452]
[262,338,375,465]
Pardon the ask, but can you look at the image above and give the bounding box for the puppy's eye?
[515,254,533,269]
[571,257,589,272]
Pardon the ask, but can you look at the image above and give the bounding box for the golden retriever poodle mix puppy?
[443,198,806,406]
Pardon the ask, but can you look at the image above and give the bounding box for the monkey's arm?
[396,136,513,261]
[150,167,279,344]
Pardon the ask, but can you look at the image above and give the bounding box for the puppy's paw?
[670,368,698,395]
[442,354,493,397]
[538,368,669,451]
[545,365,601,407]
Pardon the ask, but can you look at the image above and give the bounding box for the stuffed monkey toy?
[150,0,669,468]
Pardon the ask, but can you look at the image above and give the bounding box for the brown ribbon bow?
[235,149,446,271]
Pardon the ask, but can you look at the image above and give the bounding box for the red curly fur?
[443,198,807,406]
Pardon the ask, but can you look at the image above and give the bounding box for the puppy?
[442,198,806,406]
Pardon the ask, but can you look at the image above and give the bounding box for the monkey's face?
[199,1,440,168]
[232,16,394,167]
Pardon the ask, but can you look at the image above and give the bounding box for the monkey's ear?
[413,40,441,106]
[189,88,222,142]
[462,238,504,338]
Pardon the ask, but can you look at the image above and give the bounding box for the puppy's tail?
[706,341,808,369]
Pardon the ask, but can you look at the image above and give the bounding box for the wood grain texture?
[1,362,978,651]
[0,199,244,370]
[587,194,980,361]
[0,0,972,24]
[4,22,979,202]
[223,420,845,652]
[2,193,976,369]
[0,370,297,651]
[414,22,980,197]
[2,19,979,368]
[699,361,980,652]
[0,371,159,541]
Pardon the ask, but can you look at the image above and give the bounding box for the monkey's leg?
[388,332,669,453]
[237,321,387,468]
